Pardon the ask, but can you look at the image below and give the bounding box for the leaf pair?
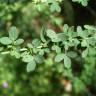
[22,54,36,72]
[72,0,89,6]
[0,26,24,45]
[47,0,61,12]
[55,53,71,69]
[46,29,60,42]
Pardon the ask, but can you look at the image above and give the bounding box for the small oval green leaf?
[0,37,12,45]
[27,60,36,72]
[55,53,64,62]
[9,26,18,41]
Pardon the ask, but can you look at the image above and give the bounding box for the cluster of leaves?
[34,0,89,12]
[33,0,61,12]
[0,25,96,72]
[0,0,96,95]
[33,0,90,13]
[72,0,89,6]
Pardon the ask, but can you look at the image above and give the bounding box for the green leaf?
[84,25,96,31]
[82,0,88,6]
[39,50,44,56]
[67,51,78,58]
[46,29,59,42]
[64,54,71,68]
[0,37,12,45]
[72,0,89,6]
[57,33,66,42]
[55,53,64,62]
[32,39,41,48]
[27,60,36,72]
[82,48,88,57]
[52,45,61,54]
[73,38,80,46]
[40,27,46,42]
[81,39,88,47]
[15,39,24,45]
[9,26,18,41]
[27,43,33,48]
[50,2,61,12]
[87,37,96,46]
[67,26,75,37]
[77,26,84,37]
[22,55,33,63]
[10,50,21,59]
[77,26,89,38]
[63,41,69,50]
[44,48,50,53]
[34,54,43,64]
[63,24,69,33]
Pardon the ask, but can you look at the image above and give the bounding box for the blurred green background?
[0,0,96,96]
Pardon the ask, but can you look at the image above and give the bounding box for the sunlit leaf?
[55,53,64,62]
[9,26,18,41]
[0,37,12,45]
[27,60,36,72]
[64,54,71,68]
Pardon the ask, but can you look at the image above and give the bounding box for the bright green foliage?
[55,53,64,62]
[14,39,24,45]
[46,29,60,42]
[46,0,61,12]
[27,60,36,72]
[72,0,89,6]
[50,2,61,12]
[0,0,95,95]
[0,37,12,45]
[40,27,47,43]
[52,45,61,54]
[0,24,96,72]
[9,26,18,41]
[22,55,34,63]
[55,53,71,68]
[82,48,88,57]
[63,54,71,68]
[0,26,24,46]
